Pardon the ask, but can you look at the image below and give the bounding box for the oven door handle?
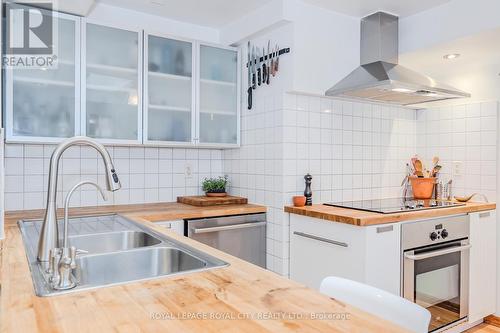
[405,244,471,260]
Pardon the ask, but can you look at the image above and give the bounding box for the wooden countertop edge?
[284,202,497,226]
[0,207,408,333]
[4,202,267,228]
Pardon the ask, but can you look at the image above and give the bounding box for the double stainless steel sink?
[18,215,228,297]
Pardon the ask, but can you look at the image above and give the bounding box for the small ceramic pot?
[293,196,306,207]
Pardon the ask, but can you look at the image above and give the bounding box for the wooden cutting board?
[177,195,248,207]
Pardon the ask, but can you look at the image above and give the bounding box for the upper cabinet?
[144,33,195,144]
[5,11,80,142]
[3,8,240,148]
[197,44,239,146]
[82,22,142,144]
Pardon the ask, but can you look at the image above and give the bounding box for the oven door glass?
[404,241,469,332]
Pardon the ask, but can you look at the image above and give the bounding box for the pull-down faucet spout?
[37,136,121,262]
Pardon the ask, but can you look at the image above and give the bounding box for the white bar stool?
[320,276,431,333]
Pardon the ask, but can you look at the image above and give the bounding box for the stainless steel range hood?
[325,12,470,106]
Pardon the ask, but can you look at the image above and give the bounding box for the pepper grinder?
[304,174,313,206]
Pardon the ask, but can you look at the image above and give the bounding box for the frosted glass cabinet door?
[84,23,141,142]
[7,12,79,141]
[198,45,239,145]
[145,34,194,143]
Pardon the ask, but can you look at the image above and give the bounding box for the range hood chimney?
[325,12,470,106]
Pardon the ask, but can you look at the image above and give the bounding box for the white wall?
[399,0,500,54]
[222,0,360,96]
[87,3,219,43]
[416,101,498,200]
[290,1,359,95]
[4,144,223,211]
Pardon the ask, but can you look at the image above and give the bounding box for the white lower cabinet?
[290,211,498,323]
[289,214,400,295]
[468,210,496,322]
[155,220,184,236]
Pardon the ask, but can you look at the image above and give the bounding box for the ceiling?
[97,0,454,28]
[97,0,272,27]
[304,0,452,17]
[400,27,500,104]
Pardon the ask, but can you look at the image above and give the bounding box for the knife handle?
[266,64,270,84]
[252,73,256,89]
[262,64,267,83]
[247,87,252,110]
[257,67,261,86]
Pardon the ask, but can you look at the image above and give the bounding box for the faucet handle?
[48,248,61,284]
[69,247,88,269]
[69,246,77,269]
[47,247,60,273]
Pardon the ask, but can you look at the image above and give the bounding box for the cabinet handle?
[293,231,348,248]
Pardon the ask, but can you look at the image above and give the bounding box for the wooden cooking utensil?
[432,156,440,167]
[414,159,424,178]
[431,165,442,177]
[454,194,477,202]
[411,157,417,171]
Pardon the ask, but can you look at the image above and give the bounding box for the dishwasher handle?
[191,221,266,234]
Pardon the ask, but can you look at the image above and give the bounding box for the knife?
[270,46,275,77]
[275,44,280,74]
[262,47,267,84]
[247,41,252,110]
[257,47,261,86]
[251,46,256,89]
[266,40,270,84]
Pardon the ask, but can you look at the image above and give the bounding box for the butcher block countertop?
[285,201,496,226]
[4,201,266,228]
[0,204,407,333]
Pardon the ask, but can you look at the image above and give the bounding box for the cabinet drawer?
[290,215,364,290]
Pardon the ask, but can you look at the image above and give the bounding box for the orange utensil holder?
[409,177,436,199]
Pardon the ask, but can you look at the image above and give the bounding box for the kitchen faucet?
[37,136,121,262]
[49,181,107,290]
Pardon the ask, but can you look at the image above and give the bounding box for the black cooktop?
[323,198,465,214]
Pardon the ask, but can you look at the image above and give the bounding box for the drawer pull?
[479,212,491,218]
[293,231,348,248]
[377,225,393,233]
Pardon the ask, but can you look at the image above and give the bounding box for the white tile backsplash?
[4,145,224,211]
[417,101,498,201]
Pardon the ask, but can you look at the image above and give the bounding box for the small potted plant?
[202,175,229,197]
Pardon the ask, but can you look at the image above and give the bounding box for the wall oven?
[402,215,470,332]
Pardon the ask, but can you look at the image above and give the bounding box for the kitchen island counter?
[1,205,407,333]
[285,201,496,226]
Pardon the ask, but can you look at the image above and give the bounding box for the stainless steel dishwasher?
[186,213,266,268]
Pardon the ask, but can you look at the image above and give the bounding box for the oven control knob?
[441,229,449,239]
[430,232,438,241]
